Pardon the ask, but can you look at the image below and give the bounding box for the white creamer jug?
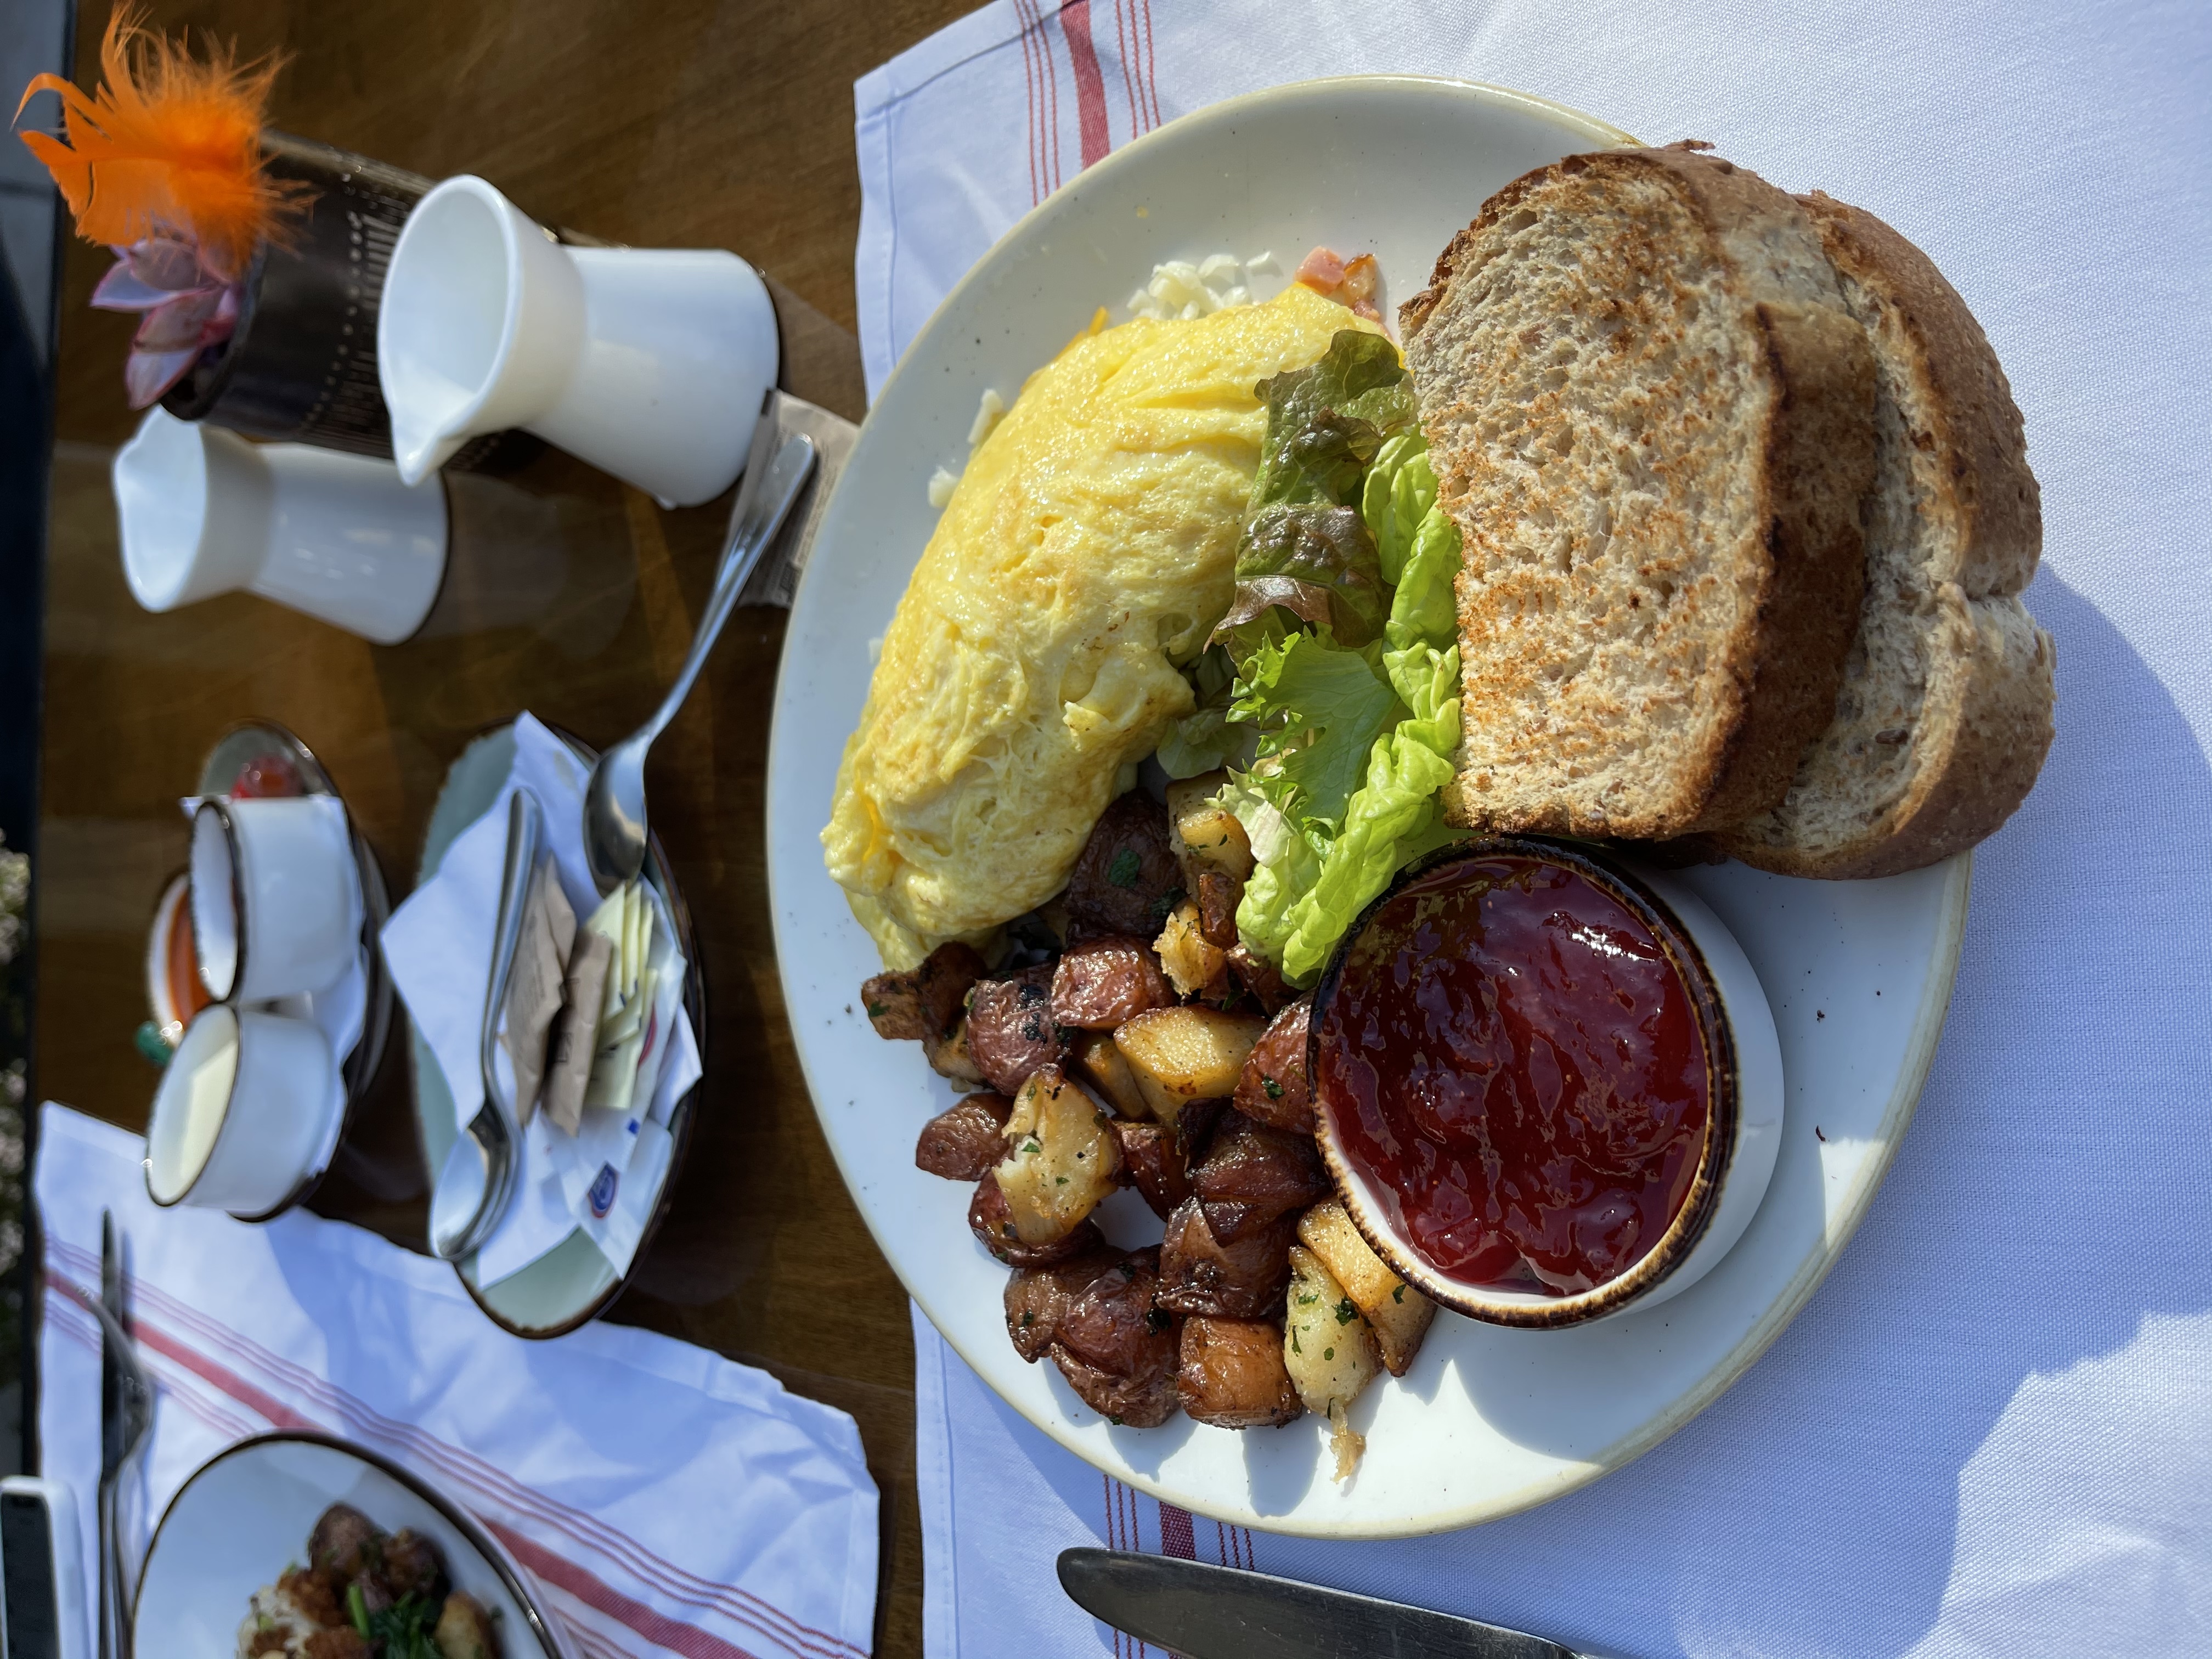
[376,175,779,507]
[114,407,448,644]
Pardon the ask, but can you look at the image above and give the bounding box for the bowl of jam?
[1308,838,1784,1328]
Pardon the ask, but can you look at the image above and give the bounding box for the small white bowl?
[134,1432,569,1657]
[1311,838,1784,1328]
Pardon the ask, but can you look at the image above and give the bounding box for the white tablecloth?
[855,4,2212,1655]
[35,1105,881,1659]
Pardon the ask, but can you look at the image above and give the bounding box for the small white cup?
[377,174,779,506]
[145,1003,338,1212]
[114,407,448,645]
[190,797,363,1003]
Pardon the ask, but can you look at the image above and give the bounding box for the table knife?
[1058,1548,1608,1659]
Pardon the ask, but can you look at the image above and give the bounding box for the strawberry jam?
[1313,845,1712,1297]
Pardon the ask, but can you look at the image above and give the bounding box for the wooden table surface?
[37,3,976,1651]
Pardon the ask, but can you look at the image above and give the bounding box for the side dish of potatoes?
[865,773,1435,1476]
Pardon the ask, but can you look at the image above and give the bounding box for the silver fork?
[582,415,817,895]
[58,1271,153,1659]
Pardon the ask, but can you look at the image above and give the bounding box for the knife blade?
[100,1210,123,1482]
[1058,1548,1596,1659]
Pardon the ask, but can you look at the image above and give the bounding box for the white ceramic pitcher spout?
[377,175,780,506]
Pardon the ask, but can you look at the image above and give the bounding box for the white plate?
[133,1431,569,1656]
[766,75,1969,1538]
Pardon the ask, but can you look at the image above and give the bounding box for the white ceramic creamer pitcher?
[376,176,780,507]
[114,407,448,644]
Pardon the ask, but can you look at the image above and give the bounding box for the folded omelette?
[824,283,1372,967]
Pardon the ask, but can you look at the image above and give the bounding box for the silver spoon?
[428,787,539,1260]
[583,426,817,896]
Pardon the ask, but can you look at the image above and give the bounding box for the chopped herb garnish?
[1263,1077,1284,1099]
[1023,1137,1043,1155]
[1291,1328,1303,1353]
[1392,1285,1404,1303]
[1056,1176,1069,1186]
[1335,1297,1358,1325]
[1021,1310,1035,1327]
[346,1583,371,1639]
[866,1001,888,1018]
[1107,848,1143,888]
[1323,1346,1335,1361]
[1108,1414,1125,1426]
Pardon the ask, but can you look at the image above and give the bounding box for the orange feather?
[13,7,298,279]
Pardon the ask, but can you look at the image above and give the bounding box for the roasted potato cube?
[1177,1316,1303,1428]
[924,1014,988,1084]
[1052,936,1174,1029]
[1051,1246,1180,1427]
[1226,944,1293,1015]
[1233,996,1314,1132]
[992,1065,1122,1244]
[1066,793,1185,939]
[1284,1244,1381,1480]
[1297,1200,1435,1376]
[1153,900,1226,998]
[967,963,1070,1093]
[1195,871,1242,950]
[968,1176,1106,1266]
[1109,1118,1194,1220]
[309,1503,380,1577]
[918,943,987,1035]
[1158,1197,1296,1318]
[915,1092,1014,1181]
[860,970,926,1039]
[1004,1246,1126,1362]
[434,1592,497,1659]
[1166,774,1255,885]
[1114,1005,1267,1121]
[1195,1111,1329,1242]
[1071,1029,1149,1119]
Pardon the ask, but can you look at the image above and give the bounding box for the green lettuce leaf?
[1197,374,1470,985]
[1215,331,1415,654]
[1361,433,1437,586]
[1158,645,1245,778]
[1221,503,1388,648]
[1247,331,1416,511]
[1231,628,1400,833]
[1383,495,1463,655]
[1271,639,1464,984]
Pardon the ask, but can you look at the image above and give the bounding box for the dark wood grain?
[35,3,978,1651]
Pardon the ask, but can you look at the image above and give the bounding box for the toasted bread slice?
[1404,145,1877,839]
[1716,195,2053,878]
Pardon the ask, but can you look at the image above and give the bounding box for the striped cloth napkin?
[35,1104,880,1659]
[857,4,2212,1656]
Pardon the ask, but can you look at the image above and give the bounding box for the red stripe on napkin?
[1017,0,1042,205]
[486,1517,767,1659]
[1061,1,1113,167]
[127,1316,320,1434]
[1158,1502,1196,1560]
[1111,0,1143,139]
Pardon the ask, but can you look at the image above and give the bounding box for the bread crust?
[1413,146,1874,839]
[1718,194,2052,877]
[1797,193,2042,596]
